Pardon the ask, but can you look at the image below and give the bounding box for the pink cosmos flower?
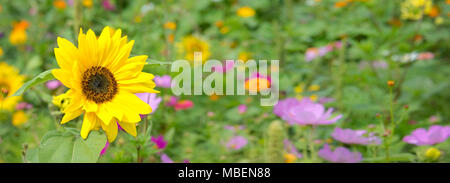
[224,125,245,132]
[402,125,450,145]
[226,136,248,150]
[284,139,302,158]
[274,98,342,126]
[238,104,247,114]
[136,93,162,114]
[46,80,62,90]
[331,127,381,145]
[166,96,178,107]
[161,154,174,163]
[417,52,434,60]
[151,135,167,149]
[174,100,194,111]
[154,75,172,88]
[102,0,115,11]
[318,144,362,163]
[305,48,319,62]
[212,60,235,73]
[16,102,33,110]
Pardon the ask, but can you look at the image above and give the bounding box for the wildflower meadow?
[0,0,449,164]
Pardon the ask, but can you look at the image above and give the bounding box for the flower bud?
[425,148,441,161]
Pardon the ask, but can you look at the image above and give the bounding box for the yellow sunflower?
[177,35,211,63]
[52,27,158,142]
[0,62,25,111]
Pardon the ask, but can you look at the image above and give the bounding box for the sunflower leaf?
[11,69,55,97]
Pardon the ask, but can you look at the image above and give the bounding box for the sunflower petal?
[118,122,137,137]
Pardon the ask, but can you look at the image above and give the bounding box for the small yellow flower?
[435,16,444,25]
[308,84,320,92]
[309,94,318,102]
[12,110,28,127]
[401,0,433,20]
[82,0,93,8]
[0,47,3,57]
[220,26,230,34]
[245,77,271,92]
[53,0,67,10]
[237,6,255,18]
[0,62,24,111]
[134,15,142,23]
[284,153,297,163]
[294,83,304,94]
[238,52,252,62]
[425,147,441,160]
[9,20,29,46]
[177,36,211,63]
[164,21,177,30]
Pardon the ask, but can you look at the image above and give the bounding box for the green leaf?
[25,148,39,163]
[363,153,416,163]
[38,131,75,163]
[12,69,55,97]
[71,131,107,163]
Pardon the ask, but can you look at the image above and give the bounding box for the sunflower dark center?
[81,66,117,103]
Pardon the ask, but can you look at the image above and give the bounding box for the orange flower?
[427,6,440,18]
[387,80,395,87]
[53,0,67,10]
[335,1,348,8]
[164,21,177,30]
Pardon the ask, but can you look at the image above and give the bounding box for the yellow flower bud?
[425,148,441,160]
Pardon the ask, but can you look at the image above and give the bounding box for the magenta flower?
[318,144,363,163]
[154,75,172,88]
[403,125,450,145]
[151,135,168,149]
[100,141,110,156]
[46,80,62,90]
[284,139,302,158]
[161,154,174,163]
[238,104,247,114]
[174,100,194,111]
[318,45,333,56]
[166,96,178,107]
[274,98,342,126]
[16,102,32,110]
[102,0,115,11]
[136,93,162,115]
[331,127,381,145]
[212,60,235,73]
[226,136,248,150]
[305,48,319,62]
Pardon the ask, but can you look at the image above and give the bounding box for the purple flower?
[224,125,245,132]
[318,45,333,56]
[331,127,381,145]
[46,80,62,90]
[284,139,302,158]
[273,98,301,124]
[154,75,172,88]
[161,154,174,163]
[238,104,247,114]
[372,60,388,69]
[318,97,335,104]
[16,102,33,110]
[151,135,167,149]
[274,98,342,126]
[318,144,363,163]
[100,141,109,156]
[136,93,162,116]
[0,32,4,39]
[403,125,450,145]
[226,136,248,150]
[102,0,115,11]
